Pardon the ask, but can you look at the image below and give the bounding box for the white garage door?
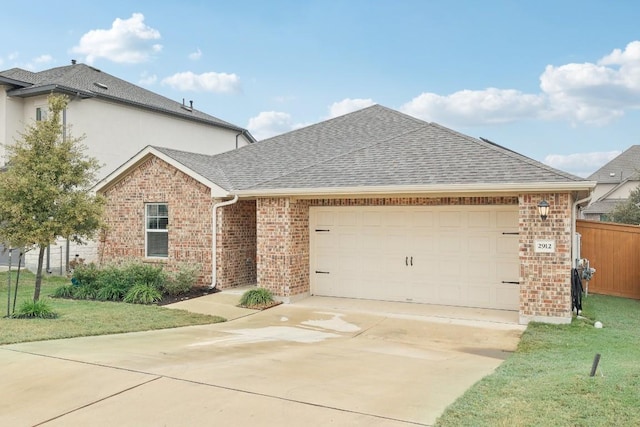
[310,205,520,310]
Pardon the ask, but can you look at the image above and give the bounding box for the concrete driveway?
[0,294,524,426]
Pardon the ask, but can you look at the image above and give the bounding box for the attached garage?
[310,205,520,310]
[98,105,596,324]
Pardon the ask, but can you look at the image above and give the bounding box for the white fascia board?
[234,181,598,198]
[93,146,229,197]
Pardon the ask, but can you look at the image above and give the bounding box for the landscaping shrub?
[94,264,134,301]
[71,262,100,287]
[164,264,200,297]
[123,263,167,289]
[96,282,129,301]
[72,284,98,300]
[52,284,75,298]
[13,299,58,319]
[124,283,163,304]
[239,288,274,307]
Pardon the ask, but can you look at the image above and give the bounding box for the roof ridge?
[428,122,583,182]
[244,123,432,189]
[258,104,398,142]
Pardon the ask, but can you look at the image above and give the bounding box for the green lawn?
[0,271,225,345]
[436,294,640,427]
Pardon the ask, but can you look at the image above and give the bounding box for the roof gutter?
[210,194,239,289]
[235,181,598,198]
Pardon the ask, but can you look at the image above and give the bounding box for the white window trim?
[145,203,169,258]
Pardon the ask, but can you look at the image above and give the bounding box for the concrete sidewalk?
[0,292,524,426]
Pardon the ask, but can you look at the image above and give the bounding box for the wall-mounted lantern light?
[538,200,550,220]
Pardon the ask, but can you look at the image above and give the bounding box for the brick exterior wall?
[519,193,573,323]
[215,199,257,288]
[99,156,256,289]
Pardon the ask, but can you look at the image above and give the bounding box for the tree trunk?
[33,245,46,302]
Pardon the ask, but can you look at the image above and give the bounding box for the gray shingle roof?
[582,199,625,214]
[587,145,640,183]
[151,105,588,193]
[0,63,254,139]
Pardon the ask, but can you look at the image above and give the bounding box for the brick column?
[256,197,310,301]
[519,193,573,324]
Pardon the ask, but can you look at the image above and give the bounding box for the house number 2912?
[534,239,556,253]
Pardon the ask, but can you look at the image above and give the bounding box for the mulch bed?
[157,287,220,306]
[237,301,283,310]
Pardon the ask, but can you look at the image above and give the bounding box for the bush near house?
[54,262,201,305]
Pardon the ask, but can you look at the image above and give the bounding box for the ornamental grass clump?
[13,299,58,319]
[239,288,276,309]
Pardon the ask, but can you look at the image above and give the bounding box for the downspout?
[235,131,243,149]
[571,193,592,268]
[210,194,239,289]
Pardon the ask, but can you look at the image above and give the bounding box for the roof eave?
[235,181,597,198]
[0,76,31,87]
[93,146,229,198]
[7,84,95,98]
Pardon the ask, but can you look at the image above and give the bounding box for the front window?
[146,203,168,257]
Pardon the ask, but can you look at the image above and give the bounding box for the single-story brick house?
[94,105,595,324]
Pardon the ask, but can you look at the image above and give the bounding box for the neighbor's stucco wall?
[0,93,250,179]
[0,87,28,166]
[64,98,249,179]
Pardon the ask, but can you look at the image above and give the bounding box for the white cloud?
[328,98,375,118]
[139,72,157,86]
[247,111,305,140]
[401,88,545,126]
[544,151,621,177]
[70,13,162,64]
[33,54,53,64]
[401,40,640,127]
[188,48,202,60]
[161,71,240,93]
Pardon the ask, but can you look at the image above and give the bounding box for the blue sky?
[2,0,639,177]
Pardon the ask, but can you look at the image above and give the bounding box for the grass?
[0,271,225,345]
[436,294,640,427]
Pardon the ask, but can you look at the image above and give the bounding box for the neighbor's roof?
[97,105,595,196]
[587,145,640,183]
[582,199,625,215]
[0,63,255,141]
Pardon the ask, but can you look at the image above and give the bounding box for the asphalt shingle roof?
[582,199,625,214]
[587,145,640,183]
[151,105,587,193]
[0,63,252,137]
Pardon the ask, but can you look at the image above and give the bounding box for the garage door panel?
[497,210,518,228]
[468,211,491,228]
[438,233,464,253]
[497,235,519,254]
[468,235,492,254]
[310,206,520,310]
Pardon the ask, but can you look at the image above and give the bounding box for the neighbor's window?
[36,107,45,121]
[146,203,169,257]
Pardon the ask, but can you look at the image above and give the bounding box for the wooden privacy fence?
[576,219,640,299]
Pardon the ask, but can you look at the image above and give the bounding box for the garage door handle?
[410,256,413,266]
[315,270,330,274]
[405,256,408,266]
[502,281,520,285]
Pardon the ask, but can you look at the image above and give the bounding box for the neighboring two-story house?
[582,145,640,221]
[0,61,254,270]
